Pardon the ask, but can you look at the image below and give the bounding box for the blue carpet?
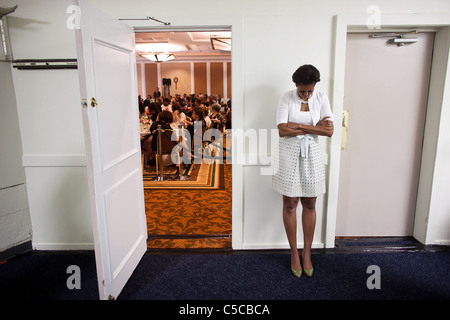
[1,251,449,300]
[119,252,450,300]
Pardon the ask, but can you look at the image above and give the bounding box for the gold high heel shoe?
[303,267,314,277]
[301,252,314,277]
[291,267,302,278]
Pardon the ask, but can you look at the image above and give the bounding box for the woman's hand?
[316,116,334,128]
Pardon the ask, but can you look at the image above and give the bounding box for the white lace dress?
[272,134,326,198]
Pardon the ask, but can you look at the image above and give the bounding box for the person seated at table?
[185,106,206,138]
[210,103,225,130]
[193,98,203,109]
[183,96,192,112]
[171,104,186,129]
[185,106,207,157]
[161,97,173,112]
[147,111,173,151]
[225,100,232,130]
[147,101,161,121]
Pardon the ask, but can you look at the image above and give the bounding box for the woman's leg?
[282,195,301,270]
[300,197,317,269]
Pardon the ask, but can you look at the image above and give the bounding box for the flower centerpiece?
[139,115,151,132]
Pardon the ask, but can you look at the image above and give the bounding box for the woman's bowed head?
[292,64,320,102]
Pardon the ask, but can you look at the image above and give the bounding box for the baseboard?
[241,242,325,250]
[0,240,32,262]
[434,240,450,246]
[32,243,95,250]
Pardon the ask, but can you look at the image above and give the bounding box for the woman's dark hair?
[211,103,221,112]
[192,106,206,120]
[158,110,173,123]
[172,103,180,113]
[292,64,321,85]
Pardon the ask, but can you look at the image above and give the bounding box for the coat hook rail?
[12,59,77,70]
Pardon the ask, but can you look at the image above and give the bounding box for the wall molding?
[32,242,94,250]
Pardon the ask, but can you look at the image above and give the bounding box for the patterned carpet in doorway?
[144,164,232,249]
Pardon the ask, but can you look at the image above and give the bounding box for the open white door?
[74,0,147,300]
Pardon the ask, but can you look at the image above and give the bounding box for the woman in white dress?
[273,65,334,278]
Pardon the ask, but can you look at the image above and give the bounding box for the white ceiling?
[135,31,231,62]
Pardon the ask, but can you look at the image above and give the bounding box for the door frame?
[326,14,450,247]
[124,17,244,249]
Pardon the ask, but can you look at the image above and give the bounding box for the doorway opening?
[335,30,435,238]
[135,29,232,250]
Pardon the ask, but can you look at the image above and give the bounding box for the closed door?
[336,32,434,237]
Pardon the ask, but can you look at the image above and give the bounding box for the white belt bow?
[297,134,313,158]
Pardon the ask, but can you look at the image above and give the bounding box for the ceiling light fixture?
[210,36,231,51]
[139,52,175,62]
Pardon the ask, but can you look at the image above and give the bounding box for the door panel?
[92,39,139,170]
[103,169,144,278]
[336,32,434,237]
[74,0,147,300]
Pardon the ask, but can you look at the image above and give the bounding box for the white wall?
[0,61,32,253]
[240,14,333,248]
[4,0,450,250]
[5,0,92,249]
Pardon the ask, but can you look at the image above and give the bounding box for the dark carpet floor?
[1,249,449,301]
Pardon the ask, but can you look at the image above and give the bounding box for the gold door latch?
[341,110,349,150]
[81,97,98,108]
[90,97,98,107]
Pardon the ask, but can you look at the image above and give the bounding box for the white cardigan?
[276,89,334,126]
[276,89,334,158]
